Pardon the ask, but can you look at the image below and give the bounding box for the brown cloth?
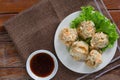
[4,0,120,80]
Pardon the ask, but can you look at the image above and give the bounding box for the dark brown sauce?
[30,53,54,77]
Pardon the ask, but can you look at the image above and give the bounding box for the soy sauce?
[30,53,54,77]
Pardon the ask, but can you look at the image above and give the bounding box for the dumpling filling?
[86,50,102,68]
[70,41,89,61]
[91,32,109,48]
[77,21,95,39]
[59,28,78,47]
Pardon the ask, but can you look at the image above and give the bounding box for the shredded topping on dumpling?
[70,41,89,61]
[86,50,102,67]
[91,32,109,48]
[60,28,78,47]
[77,21,95,39]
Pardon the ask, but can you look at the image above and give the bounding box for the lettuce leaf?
[70,6,119,51]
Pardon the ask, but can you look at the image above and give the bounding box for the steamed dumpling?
[70,41,89,61]
[77,21,95,39]
[59,28,78,47]
[91,32,109,48]
[86,50,102,68]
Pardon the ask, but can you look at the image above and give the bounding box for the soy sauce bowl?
[26,50,58,80]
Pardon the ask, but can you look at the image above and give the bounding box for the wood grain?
[0,44,5,67]
[0,43,24,67]
[4,43,24,67]
[0,14,16,32]
[0,68,32,80]
[0,0,39,13]
[0,11,119,33]
[0,14,16,26]
[0,34,11,42]
[110,10,120,30]
[97,67,120,80]
[0,0,119,80]
[103,0,120,10]
[0,0,119,13]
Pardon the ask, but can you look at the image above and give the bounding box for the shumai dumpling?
[91,32,109,48]
[86,50,102,68]
[77,21,95,39]
[70,41,89,61]
[59,28,78,47]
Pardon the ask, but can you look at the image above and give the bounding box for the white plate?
[54,11,117,74]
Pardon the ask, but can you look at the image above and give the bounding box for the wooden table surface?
[0,0,120,80]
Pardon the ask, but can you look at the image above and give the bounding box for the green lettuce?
[70,6,119,51]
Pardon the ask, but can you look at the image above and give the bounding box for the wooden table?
[0,0,120,80]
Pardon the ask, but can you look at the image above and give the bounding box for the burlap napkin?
[4,0,120,80]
